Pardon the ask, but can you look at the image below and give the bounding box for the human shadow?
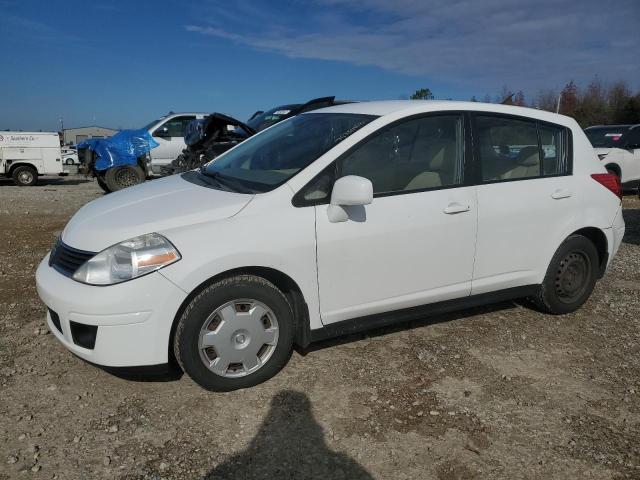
[622,207,639,246]
[205,390,374,480]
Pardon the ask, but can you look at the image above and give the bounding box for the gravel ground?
[0,176,639,480]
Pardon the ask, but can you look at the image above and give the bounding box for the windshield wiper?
[199,168,258,194]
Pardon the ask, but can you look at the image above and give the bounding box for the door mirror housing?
[327,175,373,223]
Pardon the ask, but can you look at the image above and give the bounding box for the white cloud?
[187,0,640,91]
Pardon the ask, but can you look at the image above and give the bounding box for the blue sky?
[1,0,638,131]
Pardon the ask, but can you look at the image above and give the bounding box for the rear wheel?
[174,275,294,391]
[532,235,599,314]
[11,165,38,186]
[103,165,145,192]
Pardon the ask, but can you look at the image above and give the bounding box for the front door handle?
[551,189,572,200]
[443,202,470,214]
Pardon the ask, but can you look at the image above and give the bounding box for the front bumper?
[36,255,188,367]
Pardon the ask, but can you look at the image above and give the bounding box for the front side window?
[161,116,196,137]
[476,115,540,181]
[336,114,465,195]
[202,113,375,193]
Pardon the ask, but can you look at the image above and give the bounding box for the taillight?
[591,173,622,199]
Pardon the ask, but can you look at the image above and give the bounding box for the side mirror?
[153,127,170,138]
[327,175,373,223]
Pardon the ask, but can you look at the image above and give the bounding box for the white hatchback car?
[36,101,625,391]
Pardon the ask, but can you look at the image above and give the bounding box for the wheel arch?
[8,162,38,176]
[569,227,609,278]
[604,162,621,177]
[167,266,311,368]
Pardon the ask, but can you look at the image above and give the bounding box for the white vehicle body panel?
[35,101,624,367]
[0,131,63,176]
[595,147,640,184]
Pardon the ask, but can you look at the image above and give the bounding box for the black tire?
[11,165,38,186]
[96,175,111,193]
[532,235,599,314]
[65,158,75,165]
[174,275,294,391]
[103,164,145,192]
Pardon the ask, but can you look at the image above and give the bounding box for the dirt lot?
[1,176,639,480]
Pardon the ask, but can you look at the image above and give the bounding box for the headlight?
[72,233,180,285]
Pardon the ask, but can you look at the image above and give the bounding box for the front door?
[314,113,478,325]
[151,115,195,173]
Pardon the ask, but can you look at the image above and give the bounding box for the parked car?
[36,101,625,391]
[585,124,640,190]
[165,97,350,175]
[62,146,79,165]
[0,131,65,185]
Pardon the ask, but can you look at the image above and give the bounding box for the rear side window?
[475,114,570,182]
[476,115,540,181]
[539,124,569,175]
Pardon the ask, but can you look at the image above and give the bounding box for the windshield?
[246,105,299,131]
[202,113,376,193]
[585,126,630,148]
[141,117,166,131]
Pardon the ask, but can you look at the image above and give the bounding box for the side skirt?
[307,285,540,345]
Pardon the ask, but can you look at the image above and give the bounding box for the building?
[62,126,118,146]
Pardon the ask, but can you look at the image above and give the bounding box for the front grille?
[48,308,62,333]
[49,238,95,277]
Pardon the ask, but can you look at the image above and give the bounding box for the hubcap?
[18,171,33,184]
[115,167,140,187]
[198,299,279,378]
[555,251,591,303]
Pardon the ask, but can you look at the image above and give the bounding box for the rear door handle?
[551,189,572,200]
[443,202,470,214]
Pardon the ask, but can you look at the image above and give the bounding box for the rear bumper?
[608,207,625,267]
[36,254,188,367]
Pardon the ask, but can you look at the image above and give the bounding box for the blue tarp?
[78,129,159,171]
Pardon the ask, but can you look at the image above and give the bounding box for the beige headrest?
[517,146,539,166]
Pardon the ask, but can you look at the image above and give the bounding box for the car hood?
[62,174,253,252]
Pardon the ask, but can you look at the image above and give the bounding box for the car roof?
[311,100,576,126]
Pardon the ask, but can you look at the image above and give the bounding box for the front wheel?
[174,275,294,391]
[532,235,599,314]
[103,165,146,192]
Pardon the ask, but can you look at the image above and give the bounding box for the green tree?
[410,88,434,100]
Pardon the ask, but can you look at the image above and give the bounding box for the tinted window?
[585,126,630,148]
[539,124,569,175]
[624,127,640,148]
[246,105,299,131]
[203,113,375,193]
[336,114,465,195]
[476,115,540,181]
[161,116,196,137]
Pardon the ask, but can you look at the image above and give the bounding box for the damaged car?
[164,96,350,175]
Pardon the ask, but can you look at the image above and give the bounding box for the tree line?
[411,79,640,128]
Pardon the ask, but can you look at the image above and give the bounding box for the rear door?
[312,113,478,324]
[471,113,575,294]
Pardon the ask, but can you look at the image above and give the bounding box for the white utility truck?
[0,132,64,186]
